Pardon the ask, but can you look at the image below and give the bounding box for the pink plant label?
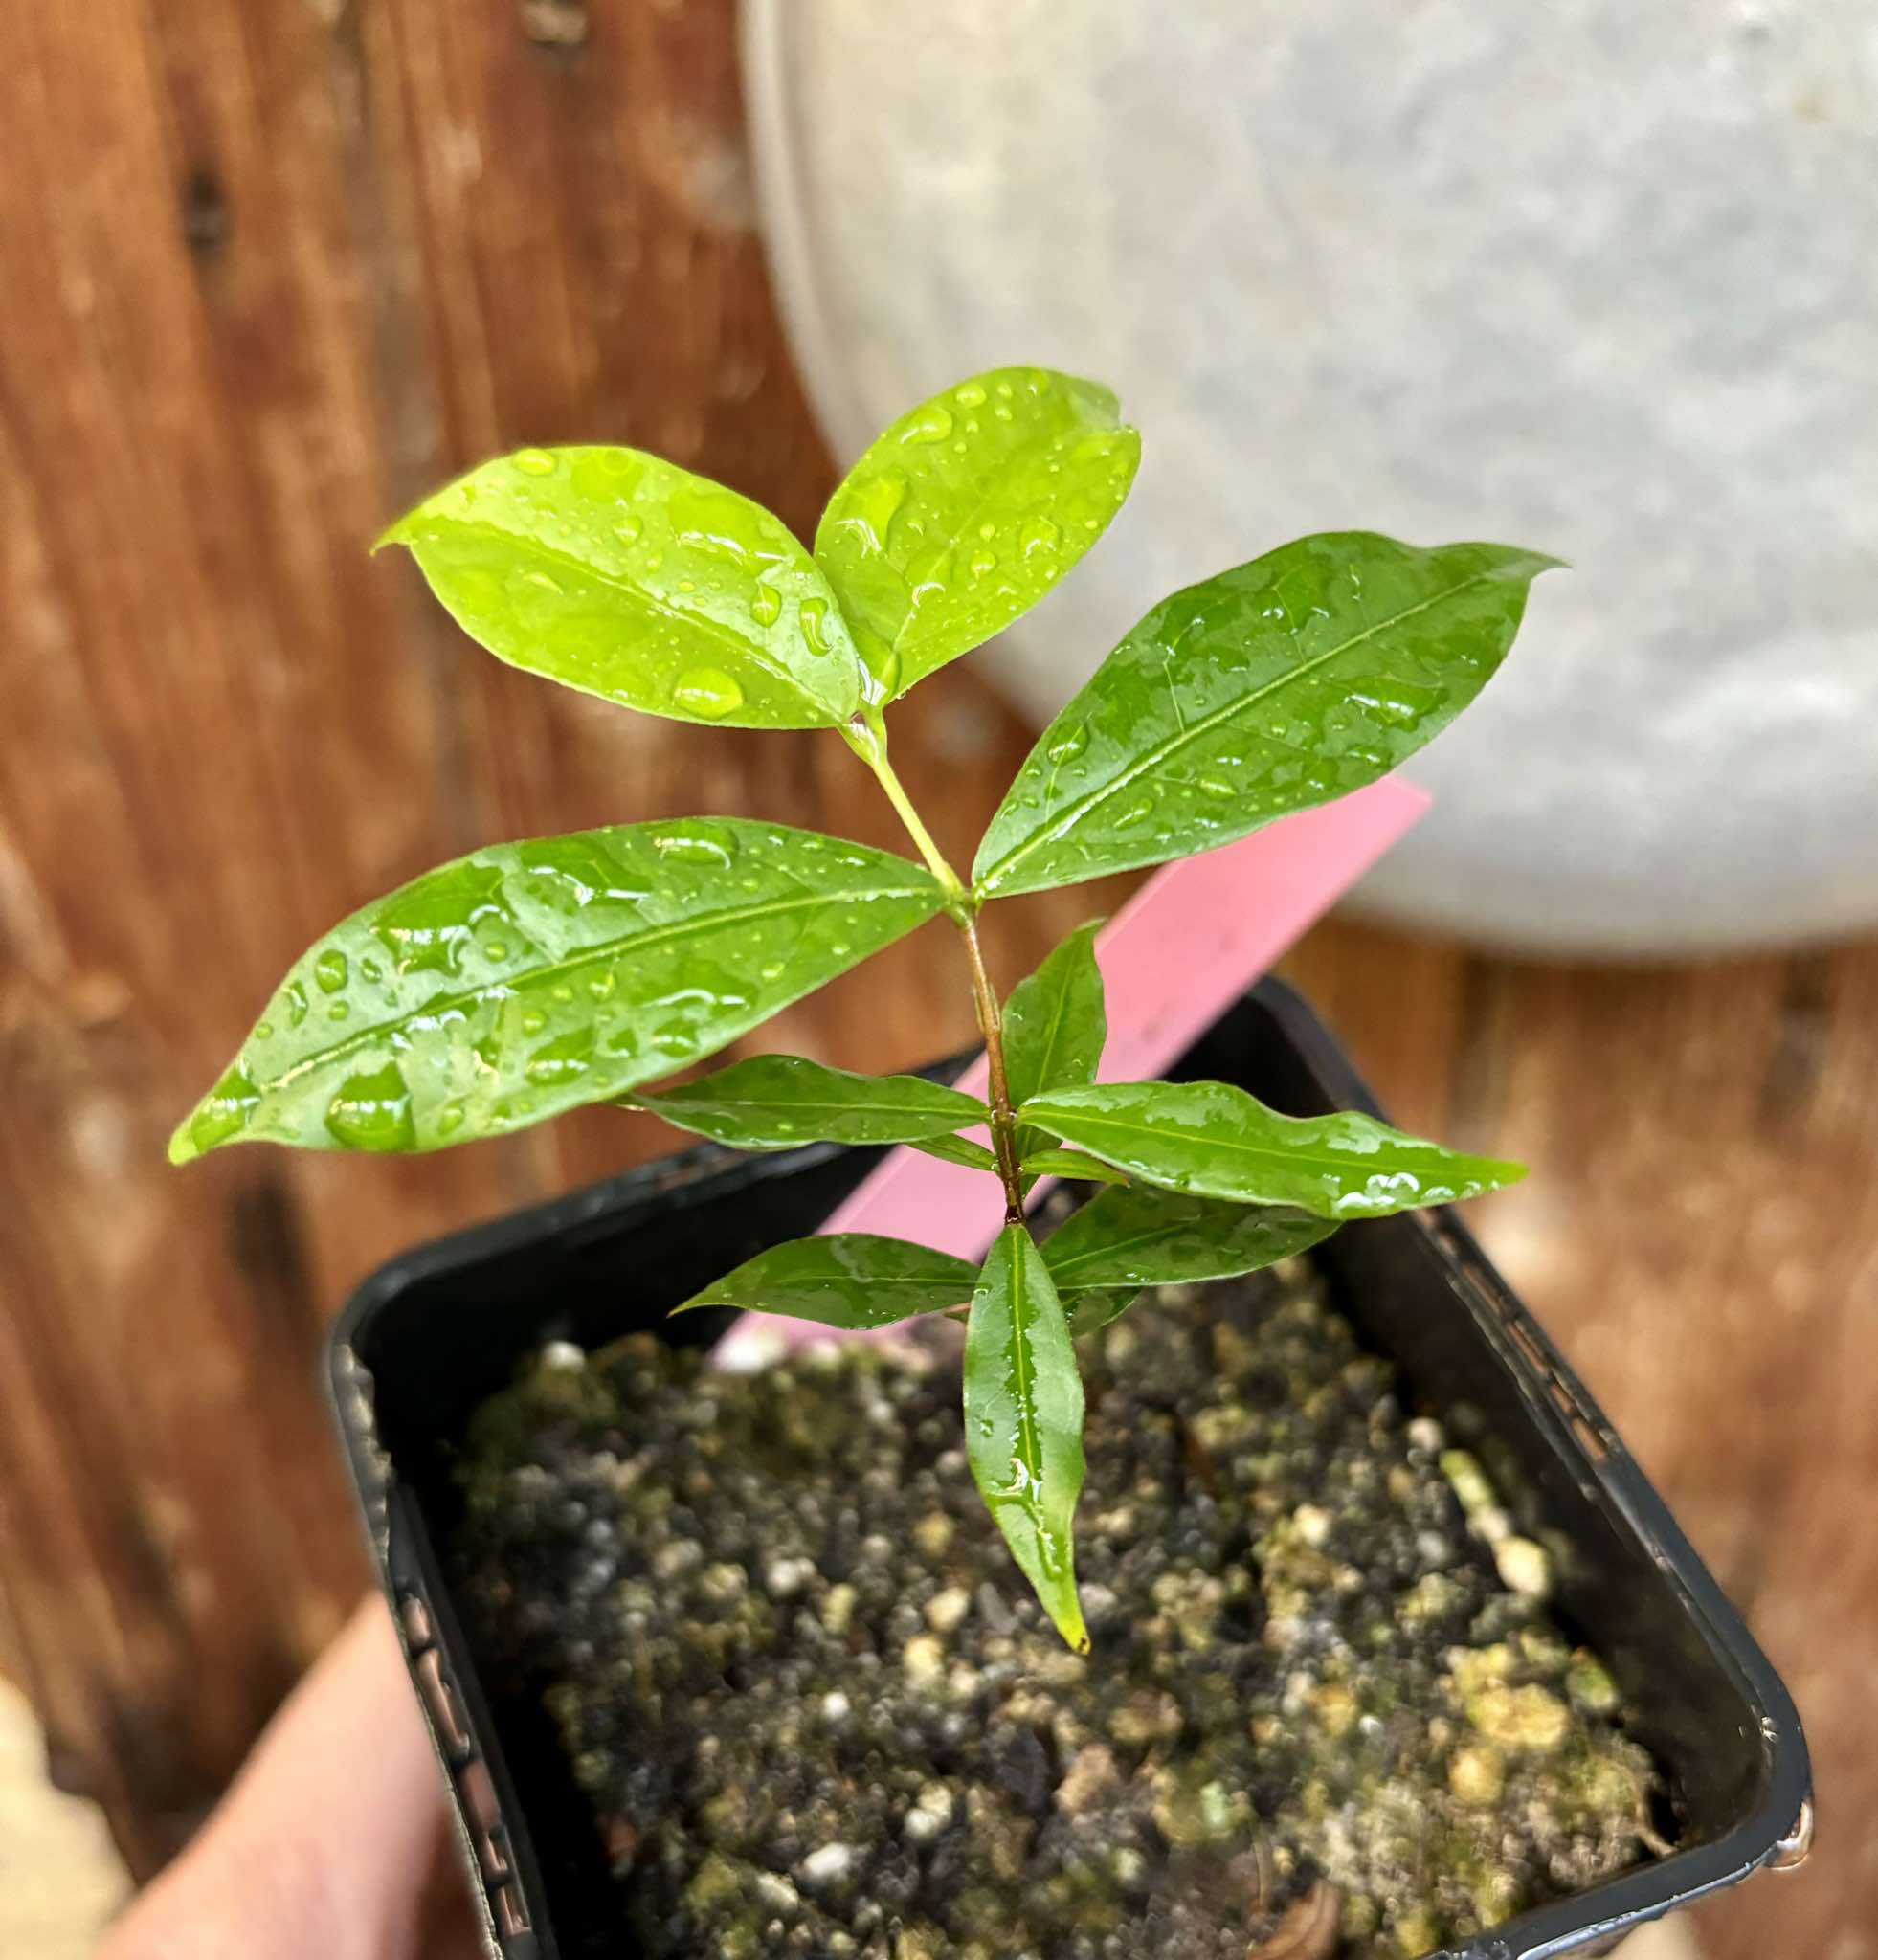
[715,777,1429,1364]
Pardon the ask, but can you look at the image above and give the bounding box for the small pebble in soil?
[455,1262,1660,1958]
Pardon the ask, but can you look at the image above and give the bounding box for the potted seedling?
[172,371,1808,1957]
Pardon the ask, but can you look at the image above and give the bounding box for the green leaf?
[380,446,865,729]
[1040,1182,1335,1291]
[169,820,941,1162]
[1062,1288,1144,1340]
[674,1235,978,1328]
[973,533,1559,896]
[1018,1148,1129,1188]
[635,1055,988,1150]
[815,368,1140,701]
[1002,919,1107,1163]
[1021,1080,1526,1220]
[910,1132,1001,1173]
[965,1223,1088,1651]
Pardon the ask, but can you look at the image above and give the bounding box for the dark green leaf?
[674,1235,978,1327]
[636,1055,988,1150]
[1021,1080,1526,1220]
[1040,1182,1335,1291]
[1062,1289,1144,1340]
[1002,919,1107,1163]
[965,1223,1088,1651]
[815,368,1139,701]
[973,534,1559,896]
[1018,1148,1130,1188]
[910,1132,1001,1173]
[169,821,941,1162]
[381,447,864,729]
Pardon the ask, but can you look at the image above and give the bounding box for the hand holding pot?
[96,1601,477,1960]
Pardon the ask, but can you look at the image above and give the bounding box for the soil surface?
[454,1260,1657,1959]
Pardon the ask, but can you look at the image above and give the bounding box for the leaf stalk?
[849,712,1027,1223]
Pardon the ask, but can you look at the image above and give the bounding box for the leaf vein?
[982,569,1494,889]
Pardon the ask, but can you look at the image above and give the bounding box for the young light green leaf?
[674,1235,978,1328]
[965,1223,1088,1651]
[169,821,942,1162]
[1002,918,1107,1164]
[973,534,1560,896]
[815,368,1140,701]
[1021,1080,1526,1220]
[1062,1288,1144,1340]
[910,1132,1001,1173]
[1018,1148,1130,1188]
[635,1055,988,1150]
[1041,1182,1335,1291]
[380,447,864,729]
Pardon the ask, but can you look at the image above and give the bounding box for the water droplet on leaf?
[514,448,556,476]
[673,666,746,719]
[904,404,953,444]
[325,1061,414,1149]
[313,949,349,993]
[749,584,781,627]
[799,596,833,655]
[1021,516,1061,560]
[654,830,737,868]
[845,468,907,554]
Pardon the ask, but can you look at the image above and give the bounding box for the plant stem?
[958,911,1028,1224]
[844,714,967,909]
[847,713,1027,1224]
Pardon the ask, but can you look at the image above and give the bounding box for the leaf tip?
[1046,1591,1091,1654]
[166,1117,202,1167]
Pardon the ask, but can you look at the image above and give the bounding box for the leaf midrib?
[978,568,1495,891]
[421,516,861,721]
[1000,1231,1046,1517]
[1027,1095,1431,1182]
[259,881,936,1104]
[651,1090,985,1125]
[823,397,1122,685]
[1046,1214,1196,1285]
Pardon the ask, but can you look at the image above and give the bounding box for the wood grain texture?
[0,5,1865,1955]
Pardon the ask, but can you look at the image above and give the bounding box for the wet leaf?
[1021,1080,1526,1219]
[1062,1288,1144,1340]
[815,368,1139,701]
[1017,1147,1130,1188]
[1002,918,1107,1163]
[380,446,865,729]
[965,1223,1088,1650]
[910,1132,1001,1173]
[1040,1182,1335,1290]
[636,1055,988,1149]
[974,534,1559,896]
[170,821,942,1161]
[673,1235,979,1327]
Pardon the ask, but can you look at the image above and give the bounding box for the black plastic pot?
[328,980,1810,1960]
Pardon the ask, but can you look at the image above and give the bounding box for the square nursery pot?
[328,980,1811,1960]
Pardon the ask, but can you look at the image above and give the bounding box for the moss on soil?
[453,1261,1658,1959]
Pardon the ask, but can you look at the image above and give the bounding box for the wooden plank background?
[0,5,1867,1955]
